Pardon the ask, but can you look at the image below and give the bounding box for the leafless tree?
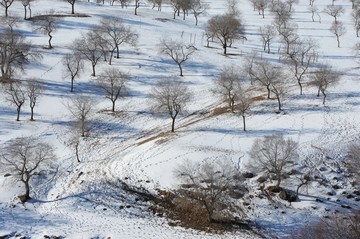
[291,210,360,239]
[62,52,84,92]
[73,31,106,76]
[271,0,293,29]
[235,89,252,131]
[5,81,25,121]
[0,0,15,17]
[0,137,55,202]
[134,0,140,15]
[226,0,240,16]
[98,18,138,65]
[148,0,162,11]
[26,78,43,121]
[117,0,130,8]
[308,5,321,23]
[213,65,244,112]
[324,4,344,24]
[151,77,192,132]
[189,0,208,26]
[255,0,268,18]
[347,142,360,188]
[351,7,360,37]
[277,23,299,55]
[169,0,181,19]
[0,22,39,86]
[158,38,196,77]
[309,0,316,6]
[350,0,360,9]
[269,72,287,112]
[330,21,346,48]
[96,68,129,112]
[33,14,58,49]
[249,135,298,188]
[20,0,34,19]
[245,58,283,100]
[67,95,93,137]
[309,64,340,104]
[174,159,243,223]
[205,13,245,55]
[259,25,277,54]
[285,38,318,95]
[65,0,77,14]
[286,0,299,12]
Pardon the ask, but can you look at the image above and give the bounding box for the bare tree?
[151,77,192,132]
[269,72,287,112]
[0,0,15,17]
[134,0,140,15]
[249,134,298,188]
[73,31,106,76]
[174,159,243,224]
[67,95,93,137]
[347,142,360,188]
[213,65,244,112]
[352,7,360,37]
[20,0,34,20]
[0,22,38,86]
[26,78,43,121]
[235,89,252,131]
[286,0,299,12]
[169,0,181,19]
[189,0,208,26]
[308,5,321,23]
[259,25,276,54]
[33,14,58,49]
[98,18,138,65]
[285,38,318,95]
[292,211,360,239]
[5,81,25,121]
[0,137,55,202]
[324,4,344,24]
[245,58,283,100]
[205,13,246,55]
[148,0,162,11]
[96,68,129,112]
[309,64,340,104]
[254,0,268,18]
[277,23,299,55]
[62,52,84,92]
[158,38,196,77]
[65,0,77,14]
[271,0,293,29]
[330,21,346,48]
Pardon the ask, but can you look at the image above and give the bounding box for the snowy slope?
[1,0,360,238]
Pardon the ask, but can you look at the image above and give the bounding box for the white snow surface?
[0,0,360,238]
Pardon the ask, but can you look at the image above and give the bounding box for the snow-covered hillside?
[1,0,360,238]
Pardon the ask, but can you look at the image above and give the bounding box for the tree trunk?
[322,91,326,105]
[171,117,176,132]
[276,173,282,187]
[242,115,246,131]
[24,175,31,202]
[30,106,34,121]
[116,45,120,58]
[223,44,227,55]
[178,63,183,77]
[336,35,340,48]
[16,106,21,121]
[48,34,53,49]
[112,100,116,112]
[71,77,75,92]
[5,7,8,17]
[92,63,96,76]
[24,6,27,20]
[298,80,303,95]
[276,95,282,111]
[267,85,271,99]
[72,3,75,14]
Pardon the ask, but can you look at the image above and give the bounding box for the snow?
[1,0,360,238]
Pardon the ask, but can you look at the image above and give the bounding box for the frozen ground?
[1,0,360,238]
